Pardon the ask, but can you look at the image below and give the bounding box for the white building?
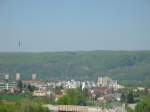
[5,74,9,80]
[97,76,112,87]
[108,80,118,89]
[16,73,21,80]
[33,90,47,96]
[32,74,37,80]
[65,80,81,89]
[0,81,16,90]
[97,77,103,86]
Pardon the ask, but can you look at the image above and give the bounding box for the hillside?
[0,51,150,86]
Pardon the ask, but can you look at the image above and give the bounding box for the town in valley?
[0,73,149,112]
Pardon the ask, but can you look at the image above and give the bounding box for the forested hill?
[0,51,150,86]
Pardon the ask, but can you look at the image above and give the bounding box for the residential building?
[16,73,21,80]
[32,74,37,80]
[0,81,16,90]
[33,90,47,96]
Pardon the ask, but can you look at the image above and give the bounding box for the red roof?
[93,87,112,94]
[104,96,113,101]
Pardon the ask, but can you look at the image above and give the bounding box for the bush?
[135,95,150,112]
[57,88,87,105]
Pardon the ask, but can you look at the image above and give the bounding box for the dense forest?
[0,51,150,86]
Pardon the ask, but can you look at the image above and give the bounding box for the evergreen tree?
[17,80,23,93]
[121,92,126,102]
[127,91,134,103]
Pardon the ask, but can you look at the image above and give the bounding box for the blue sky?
[0,0,150,52]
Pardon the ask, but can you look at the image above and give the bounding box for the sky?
[0,0,150,52]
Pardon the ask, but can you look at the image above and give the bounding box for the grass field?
[0,93,31,102]
[0,93,54,105]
